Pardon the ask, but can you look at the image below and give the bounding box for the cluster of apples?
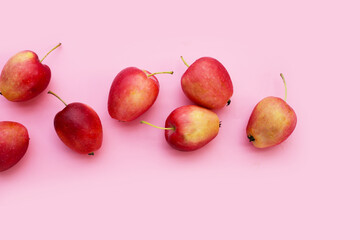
[107,56,233,151]
[0,43,297,173]
[0,43,102,172]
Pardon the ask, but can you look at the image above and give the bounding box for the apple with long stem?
[108,67,173,122]
[246,73,297,148]
[0,121,29,172]
[48,91,103,155]
[141,105,220,151]
[0,43,62,102]
[180,56,233,109]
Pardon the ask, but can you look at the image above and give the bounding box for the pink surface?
[1,0,359,239]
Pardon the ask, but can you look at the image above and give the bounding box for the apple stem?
[40,43,62,63]
[140,121,174,130]
[180,56,190,67]
[280,73,287,102]
[147,71,174,78]
[48,91,67,106]
[88,152,94,156]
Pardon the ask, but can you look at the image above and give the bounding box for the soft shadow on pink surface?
[160,141,217,163]
[0,148,31,178]
[0,92,47,111]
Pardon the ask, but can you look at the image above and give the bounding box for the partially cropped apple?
[180,56,233,109]
[246,73,297,148]
[0,43,61,102]
[108,67,173,122]
[0,121,29,172]
[141,105,220,151]
[48,91,103,155]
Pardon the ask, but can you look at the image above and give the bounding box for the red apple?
[141,105,220,151]
[0,43,61,102]
[48,91,103,155]
[0,121,29,172]
[246,74,297,148]
[108,67,173,122]
[181,56,233,109]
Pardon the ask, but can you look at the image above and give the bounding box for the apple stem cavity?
[147,71,174,78]
[140,121,175,130]
[48,91,68,106]
[280,73,287,102]
[180,56,190,67]
[40,43,62,63]
[247,135,255,142]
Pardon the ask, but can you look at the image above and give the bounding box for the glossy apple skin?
[0,51,51,102]
[246,97,297,148]
[0,121,29,172]
[54,103,103,154]
[165,105,220,151]
[181,57,233,109]
[108,67,159,122]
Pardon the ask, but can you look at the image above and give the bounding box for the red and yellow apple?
[246,74,297,148]
[108,67,173,122]
[141,105,220,151]
[0,43,61,102]
[181,57,233,109]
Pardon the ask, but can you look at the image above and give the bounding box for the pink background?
[1,0,359,239]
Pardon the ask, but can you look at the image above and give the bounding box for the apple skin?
[0,121,29,172]
[165,105,220,151]
[54,103,103,154]
[0,51,51,102]
[108,67,159,122]
[246,97,297,148]
[181,57,233,109]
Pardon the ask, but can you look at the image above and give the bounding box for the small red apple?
[48,91,103,155]
[246,73,297,148]
[0,43,61,102]
[180,56,233,109]
[141,105,220,151]
[0,121,29,172]
[108,67,173,122]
